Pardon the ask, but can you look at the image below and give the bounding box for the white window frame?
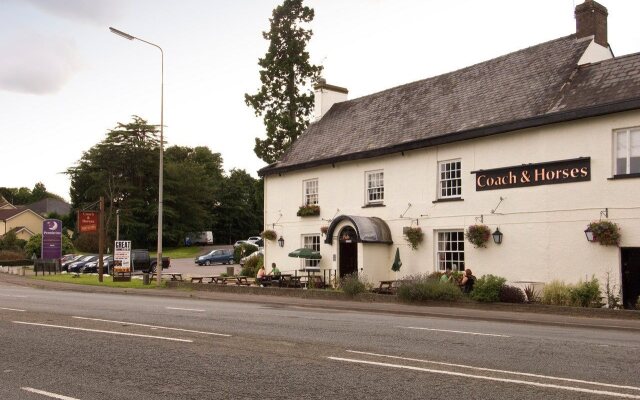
[303,179,319,206]
[435,230,465,272]
[614,128,640,175]
[365,170,384,204]
[302,234,320,269]
[438,159,462,199]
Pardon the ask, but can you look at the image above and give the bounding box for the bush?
[0,250,28,261]
[0,231,26,251]
[340,273,366,296]
[499,285,526,303]
[397,274,462,302]
[240,254,263,277]
[541,280,572,306]
[570,277,602,307]
[234,243,258,263]
[25,234,75,258]
[471,274,506,302]
[523,285,540,303]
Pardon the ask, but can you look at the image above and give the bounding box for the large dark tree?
[245,0,323,164]
[213,169,263,244]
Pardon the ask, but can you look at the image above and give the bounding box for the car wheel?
[205,260,211,266]
[150,263,157,273]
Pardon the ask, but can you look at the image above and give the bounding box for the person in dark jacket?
[461,268,476,293]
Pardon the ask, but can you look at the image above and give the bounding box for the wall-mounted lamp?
[278,236,285,247]
[584,226,596,242]
[492,228,503,244]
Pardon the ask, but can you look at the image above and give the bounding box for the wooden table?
[234,276,252,286]
[374,280,397,294]
[190,276,216,283]
[150,272,183,281]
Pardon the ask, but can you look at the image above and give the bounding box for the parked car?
[81,255,114,274]
[61,255,84,271]
[240,249,264,267]
[233,240,248,248]
[130,249,170,273]
[195,249,234,266]
[247,236,262,245]
[67,255,98,273]
[60,254,77,264]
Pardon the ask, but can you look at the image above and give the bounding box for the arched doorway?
[339,226,358,277]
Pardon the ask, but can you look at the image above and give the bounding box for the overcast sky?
[1,0,639,201]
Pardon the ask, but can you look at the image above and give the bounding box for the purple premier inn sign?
[41,219,62,260]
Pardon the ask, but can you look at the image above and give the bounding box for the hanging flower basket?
[297,204,320,217]
[403,226,424,250]
[465,224,491,248]
[261,229,277,241]
[587,220,621,246]
[320,225,329,235]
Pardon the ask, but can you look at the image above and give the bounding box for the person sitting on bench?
[256,264,267,286]
[269,262,281,276]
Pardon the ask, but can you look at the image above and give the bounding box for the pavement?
[1,268,639,332]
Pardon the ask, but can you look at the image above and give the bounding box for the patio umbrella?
[288,248,322,259]
[391,247,402,272]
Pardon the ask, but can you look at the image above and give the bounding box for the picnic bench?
[190,276,217,283]
[373,280,397,295]
[304,275,326,289]
[234,276,252,286]
[150,272,183,281]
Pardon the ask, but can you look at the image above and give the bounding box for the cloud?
[22,0,126,25]
[0,33,82,95]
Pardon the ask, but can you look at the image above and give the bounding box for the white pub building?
[260,0,640,308]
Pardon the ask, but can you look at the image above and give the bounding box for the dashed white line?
[21,387,80,400]
[328,357,640,399]
[72,316,231,337]
[346,350,640,392]
[12,321,192,343]
[0,294,28,298]
[0,307,25,312]
[166,307,206,312]
[399,326,511,337]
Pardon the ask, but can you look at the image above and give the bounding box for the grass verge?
[149,246,204,259]
[31,274,166,289]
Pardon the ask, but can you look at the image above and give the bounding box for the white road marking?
[346,350,640,392]
[166,307,206,312]
[12,321,192,343]
[72,316,231,337]
[0,307,25,312]
[329,357,640,399]
[21,387,80,400]
[399,326,511,337]
[0,294,27,298]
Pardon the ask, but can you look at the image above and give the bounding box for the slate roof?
[261,34,640,176]
[24,198,71,216]
[0,209,26,220]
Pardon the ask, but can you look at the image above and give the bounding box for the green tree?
[245,0,323,164]
[24,234,74,258]
[0,183,63,205]
[213,169,263,244]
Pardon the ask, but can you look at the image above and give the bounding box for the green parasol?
[288,248,322,259]
[391,247,402,272]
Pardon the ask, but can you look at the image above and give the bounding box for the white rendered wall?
[264,110,640,291]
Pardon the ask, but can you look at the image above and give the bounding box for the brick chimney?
[313,78,348,121]
[575,0,608,47]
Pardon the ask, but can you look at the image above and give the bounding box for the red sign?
[78,211,99,233]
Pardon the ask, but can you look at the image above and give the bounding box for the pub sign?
[472,157,590,191]
[78,211,99,233]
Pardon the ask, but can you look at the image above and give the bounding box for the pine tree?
[245,0,323,164]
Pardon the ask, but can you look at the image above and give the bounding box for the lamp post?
[110,27,164,285]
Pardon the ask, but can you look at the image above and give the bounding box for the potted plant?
[320,225,329,235]
[403,226,424,250]
[465,224,491,248]
[297,204,320,217]
[261,229,277,241]
[587,220,621,246]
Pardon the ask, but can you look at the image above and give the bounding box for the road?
[1,282,639,399]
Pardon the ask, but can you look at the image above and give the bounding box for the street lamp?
[110,27,164,285]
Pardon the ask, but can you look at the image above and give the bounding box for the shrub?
[397,274,462,302]
[25,234,75,258]
[499,285,526,303]
[404,227,424,250]
[570,277,602,307]
[340,273,366,296]
[0,259,33,266]
[523,285,540,303]
[260,230,277,241]
[0,231,26,251]
[541,280,572,306]
[471,274,506,302]
[0,250,27,261]
[234,243,258,263]
[465,224,491,248]
[241,254,263,277]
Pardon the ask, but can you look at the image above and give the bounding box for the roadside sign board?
[41,219,62,260]
[78,211,99,233]
[114,240,131,270]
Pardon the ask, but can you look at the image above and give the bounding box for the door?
[621,248,640,309]
[339,227,358,278]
